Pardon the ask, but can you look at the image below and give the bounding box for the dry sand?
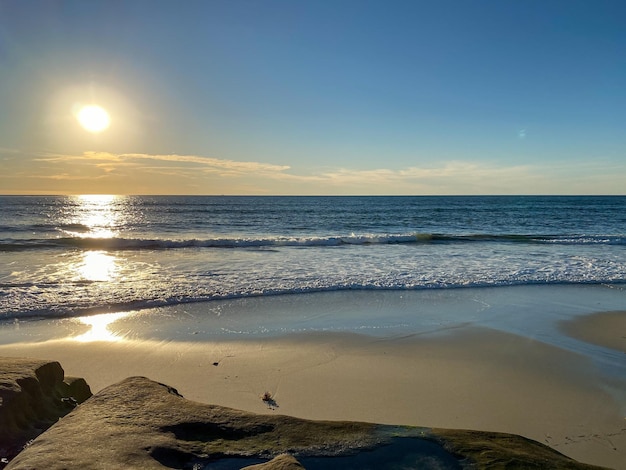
[1,319,624,469]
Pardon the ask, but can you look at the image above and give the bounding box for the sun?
[76,105,111,133]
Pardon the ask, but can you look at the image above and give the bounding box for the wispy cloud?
[33,151,290,176]
[5,149,624,195]
[276,161,537,194]
[120,153,290,173]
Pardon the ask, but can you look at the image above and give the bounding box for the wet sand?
[560,310,626,354]
[1,314,624,469]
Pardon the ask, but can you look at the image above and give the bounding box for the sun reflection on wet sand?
[73,311,131,342]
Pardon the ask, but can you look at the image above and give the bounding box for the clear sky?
[1,0,625,195]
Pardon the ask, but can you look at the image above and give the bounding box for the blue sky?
[1,0,625,194]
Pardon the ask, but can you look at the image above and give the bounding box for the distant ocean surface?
[1,195,626,320]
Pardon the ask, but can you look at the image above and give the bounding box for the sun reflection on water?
[68,194,122,238]
[76,251,118,281]
[73,311,131,342]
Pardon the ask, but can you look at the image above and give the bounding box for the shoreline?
[1,311,624,469]
[560,310,626,354]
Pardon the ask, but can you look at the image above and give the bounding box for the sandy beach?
[1,308,624,469]
[561,311,626,354]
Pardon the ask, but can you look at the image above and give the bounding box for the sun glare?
[73,311,131,342]
[72,194,120,238]
[77,251,118,282]
[76,105,110,133]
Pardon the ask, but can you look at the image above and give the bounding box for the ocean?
[1,195,625,323]
[2,196,625,470]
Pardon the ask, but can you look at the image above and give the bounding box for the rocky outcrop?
[6,376,383,469]
[432,429,608,470]
[241,454,305,469]
[4,372,606,469]
[0,358,92,467]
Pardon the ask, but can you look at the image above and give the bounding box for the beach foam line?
[4,279,626,324]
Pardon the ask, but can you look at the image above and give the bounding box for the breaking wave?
[2,233,625,251]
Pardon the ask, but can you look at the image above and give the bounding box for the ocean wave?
[2,279,625,322]
[1,233,625,251]
[0,280,97,288]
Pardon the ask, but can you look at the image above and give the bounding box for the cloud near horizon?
[1,149,622,195]
[35,151,291,174]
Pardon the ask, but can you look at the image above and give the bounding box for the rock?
[5,373,606,469]
[432,429,608,469]
[241,454,305,469]
[6,376,380,469]
[0,357,92,467]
